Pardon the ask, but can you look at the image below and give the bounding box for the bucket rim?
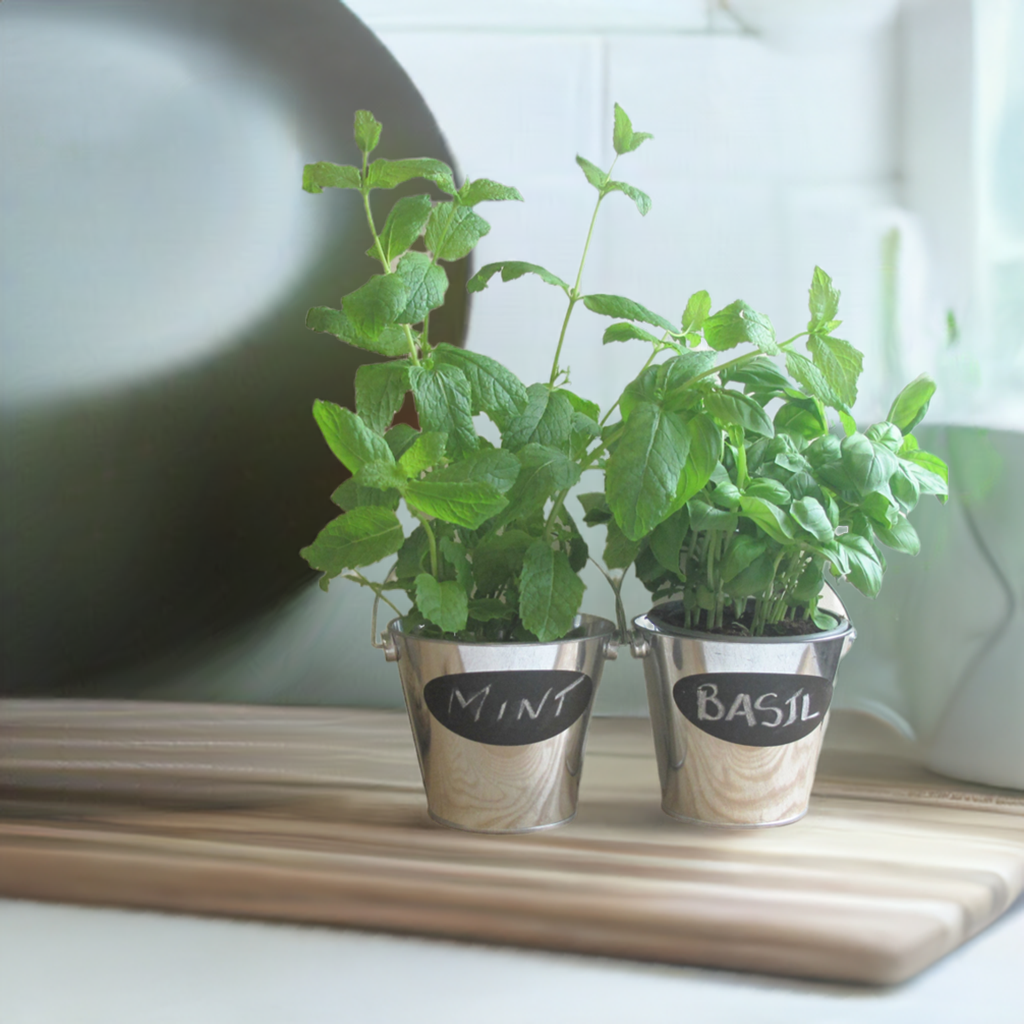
[633,602,854,645]
[387,612,618,649]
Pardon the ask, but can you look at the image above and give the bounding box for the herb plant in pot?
[586,271,948,827]
[297,109,657,833]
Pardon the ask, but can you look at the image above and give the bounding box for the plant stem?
[415,513,439,577]
[687,332,807,389]
[548,157,619,385]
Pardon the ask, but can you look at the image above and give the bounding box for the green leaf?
[786,350,842,409]
[467,598,515,622]
[355,459,407,491]
[841,432,898,496]
[711,480,742,510]
[612,103,653,154]
[405,477,507,530]
[723,552,776,599]
[466,261,571,296]
[384,423,419,460]
[604,519,642,569]
[582,294,676,333]
[807,335,863,408]
[343,274,409,342]
[398,431,447,477]
[704,390,775,437]
[901,449,949,500]
[703,301,778,354]
[808,266,840,327]
[676,414,722,506]
[457,178,524,206]
[774,396,829,439]
[330,477,400,512]
[312,401,392,473]
[355,361,410,435]
[650,506,690,575]
[366,157,456,195]
[431,448,521,493]
[838,409,857,436]
[393,251,449,324]
[602,180,651,216]
[837,533,884,597]
[687,497,739,534]
[606,401,692,541]
[556,388,601,424]
[873,514,921,555]
[745,477,791,505]
[866,421,903,453]
[439,536,473,590]
[578,492,612,526]
[305,306,411,358]
[720,534,768,584]
[887,373,937,433]
[433,344,528,431]
[502,384,573,452]
[472,529,532,594]
[738,496,795,543]
[426,202,490,262]
[681,290,712,333]
[576,155,608,189]
[376,194,433,264]
[519,542,585,642]
[495,444,581,527]
[603,322,661,346]
[395,525,430,580]
[790,496,834,542]
[353,110,382,154]
[414,574,468,633]
[721,356,790,392]
[302,162,361,194]
[300,507,404,577]
[408,363,478,460]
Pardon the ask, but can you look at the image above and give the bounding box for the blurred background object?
[2,0,1021,766]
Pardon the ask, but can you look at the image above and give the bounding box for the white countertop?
[2,894,1022,1024]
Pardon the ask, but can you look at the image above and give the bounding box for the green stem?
[415,513,439,577]
[548,157,619,385]
[687,332,807,389]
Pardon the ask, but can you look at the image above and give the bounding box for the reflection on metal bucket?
[384,615,618,833]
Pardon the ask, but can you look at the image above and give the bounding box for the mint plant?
[299,107,656,642]
[580,268,949,635]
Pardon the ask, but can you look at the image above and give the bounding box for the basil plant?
[300,107,656,642]
[582,268,949,636]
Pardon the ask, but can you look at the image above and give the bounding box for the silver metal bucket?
[382,614,618,834]
[631,588,855,827]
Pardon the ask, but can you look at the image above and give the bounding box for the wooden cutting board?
[1,700,1022,985]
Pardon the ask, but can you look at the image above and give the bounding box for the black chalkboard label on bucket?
[424,670,594,746]
[672,673,832,747]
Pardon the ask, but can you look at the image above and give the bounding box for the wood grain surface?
[1,700,1022,985]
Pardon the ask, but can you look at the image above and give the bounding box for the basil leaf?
[676,414,722,506]
[745,477,791,506]
[790,496,834,542]
[841,432,898,496]
[433,343,528,430]
[837,533,884,596]
[519,541,585,642]
[300,507,404,578]
[415,574,468,633]
[604,520,642,570]
[703,300,778,354]
[738,496,796,543]
[720,534,768,584]
[866,421,903,453]
[887,373,937,433]
[466,261,570,296]
[409,363,478,459]
[873,515,921,555]
[650,506,690,575]
[705,390,775,438]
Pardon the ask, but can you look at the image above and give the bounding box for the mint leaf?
[582,294,676,333]
[343,274,408,341]
[393,251,449,324]
[354,110,382,155]
[785,350,843,409]
[405,477,507,529]
[495,444,581,527]
[409,363,477,459]
[807,334,863,408]
[467,261,570,296]
[366,157,456,195]
[428,448,521,493]
[703,300,778,354]
[439,536,473,591]
[330,477,400,512]
[502,384,573,452]
[457,178,523,206]
[681,290,712,333]
[675,414,722,506]
[808,266,840,327]
[887,373,936,433]
[602,180,651,216]
[305,306,412,358]
[602,322,661,345]
[704,390,775,437]
[300,507,404,577]
[355,361,410,435]
[302,162,361,194]
[433,344,528,431]
[414,574,468,633]
[519,541,585,642]
[377,194,432,265]
[612,103,653,155]
[472,529,532,594]
[576,155,608,189]
[426,202,490,262]
[384,423,419,460]
[606,400,692,541]
[355,459,407,491]
[398,431,447,477]
[312,401,392,473]
[577,492,612,526]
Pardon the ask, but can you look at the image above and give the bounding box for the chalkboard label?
[672,673,832,747]
[424,670,594,746]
